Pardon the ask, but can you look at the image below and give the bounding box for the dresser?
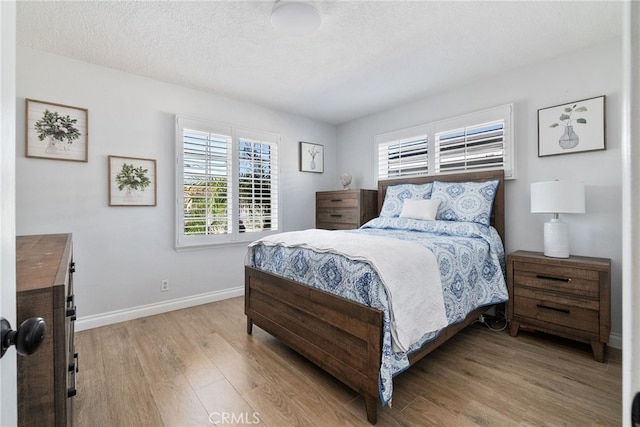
[506,250,610,362]
[16,233,77,427]
[316,189,378,230]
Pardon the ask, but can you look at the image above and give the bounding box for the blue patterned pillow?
[430,180,499,226]
[380,183,433,217]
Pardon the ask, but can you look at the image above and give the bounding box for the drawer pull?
[330,214,343,218]
[536,274,571,283]
[67,352,78,398]
[536,304,570,314]
[68,352,79,373]
[69,262,76,274]
[330,199,343,202]
[67,294,74,304]
[66,306,77,321]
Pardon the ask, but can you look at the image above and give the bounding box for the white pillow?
[399,199,440,221]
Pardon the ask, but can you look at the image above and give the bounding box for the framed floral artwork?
[538,95,605,157]
[299,141,323,173]
[25,99,88,162]
[108,155,157,206]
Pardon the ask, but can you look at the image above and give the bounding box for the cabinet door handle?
[536,304,570,314]
[536,274,571,283]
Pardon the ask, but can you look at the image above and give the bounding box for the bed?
[244,170,507,424]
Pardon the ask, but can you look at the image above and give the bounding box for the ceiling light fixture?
[271,0,321,37]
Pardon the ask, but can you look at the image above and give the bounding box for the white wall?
[16,47,336,321]
[0,2,17,425]
[622,1,640,422]
[336,38,623,342]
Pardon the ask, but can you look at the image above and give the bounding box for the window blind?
[375,104,514,181]
[182,128,233,236]
[378,136,429,179]
[238,138,278,233]
[176,116,280,249]
[435,121,505,173]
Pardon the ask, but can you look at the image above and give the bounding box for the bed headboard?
[377,170,505,243]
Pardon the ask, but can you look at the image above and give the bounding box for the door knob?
[0,317,46,358]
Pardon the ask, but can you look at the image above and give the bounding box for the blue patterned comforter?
[246,217,508,405]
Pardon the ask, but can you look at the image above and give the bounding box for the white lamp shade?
[271,1,321,36]
[530,180,585,214]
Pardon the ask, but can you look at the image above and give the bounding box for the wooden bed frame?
[245,170,505,424]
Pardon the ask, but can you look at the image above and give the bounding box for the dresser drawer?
[513,286,599,334]
[316,192,360,209]
[317,209,359,224]
[513,261,600,298]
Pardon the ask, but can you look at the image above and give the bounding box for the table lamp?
[530,180,585,258]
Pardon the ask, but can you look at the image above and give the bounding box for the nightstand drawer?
[513,261,600,298]
[513,287,599,334]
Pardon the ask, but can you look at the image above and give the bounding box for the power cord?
[476,311,508,332]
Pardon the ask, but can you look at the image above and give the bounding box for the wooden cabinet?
[16,234,77,427]
[316,189,378,230]
[506,250,610,362]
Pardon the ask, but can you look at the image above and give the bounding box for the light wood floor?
[74,296,621,426]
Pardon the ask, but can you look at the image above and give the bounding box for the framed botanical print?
[538,95,605,157]
[108,155,157,206]
[299,141,323,173]
[26,99,88,162]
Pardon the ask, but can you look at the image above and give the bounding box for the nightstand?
[316,189,378,230]
[506,250,611,362]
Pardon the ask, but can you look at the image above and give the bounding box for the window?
[435,121,505,174]
[377,135,429,179]
[376,104,514,180]
[176,116,279,248]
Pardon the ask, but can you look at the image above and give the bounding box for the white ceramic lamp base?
[543,218,570,258]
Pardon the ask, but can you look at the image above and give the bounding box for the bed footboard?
[245,266,383,424]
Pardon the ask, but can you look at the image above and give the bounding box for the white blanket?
[247,229,447,352]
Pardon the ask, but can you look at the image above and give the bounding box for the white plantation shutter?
[435,121,505,173]
[237,131,279,234]
[378,136,429,179]
[182,128,232,237]
[176,117,280,249]
[376,104,514,181]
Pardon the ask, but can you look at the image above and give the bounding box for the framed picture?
[538,95,605,157]
[299,141,324,173]
[26,99,88,162]
[108,155,157,206]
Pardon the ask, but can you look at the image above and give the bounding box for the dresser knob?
[0,316,46,358]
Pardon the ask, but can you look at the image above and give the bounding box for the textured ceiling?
[16,1,623,125]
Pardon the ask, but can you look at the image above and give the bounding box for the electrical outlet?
[161,279,169,292]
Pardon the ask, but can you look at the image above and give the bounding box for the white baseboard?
[76,289,625,352]
[609,332,622,350]
[75,286,244,331]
